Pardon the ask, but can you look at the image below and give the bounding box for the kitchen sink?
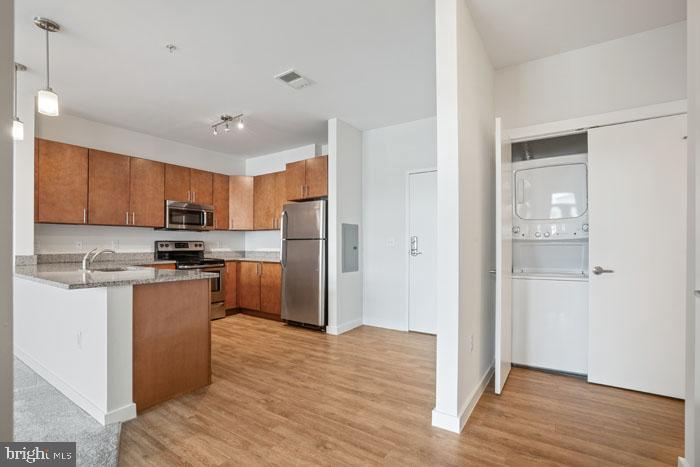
[89,266,130,272]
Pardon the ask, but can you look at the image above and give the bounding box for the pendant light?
[12,63,27,141]
[34,17,61,117]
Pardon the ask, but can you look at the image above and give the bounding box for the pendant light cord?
[45,29,50,89]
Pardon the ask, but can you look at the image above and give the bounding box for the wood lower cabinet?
[285,156,328,201]
[237,262,261,310]
[130,158,165,227]
[260,263,282,315]
[190,169,213,205]
[224,261,237,309]
[254,173,276,230]
[88,149,131,226]
[213,174,229,230]
[164,164,191,202]
[36,139,89,224]
[229,176,254,230]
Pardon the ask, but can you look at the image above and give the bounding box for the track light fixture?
[211,114,244,136]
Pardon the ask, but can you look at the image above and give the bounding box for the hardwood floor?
[119,315,683,466]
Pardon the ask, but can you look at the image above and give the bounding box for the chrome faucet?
[81,248,117,271]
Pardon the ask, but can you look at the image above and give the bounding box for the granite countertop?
[16,251,280,266]
[14,263,216,290]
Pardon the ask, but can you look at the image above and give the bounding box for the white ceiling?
[15,1,436,157]
[466,0,687,69]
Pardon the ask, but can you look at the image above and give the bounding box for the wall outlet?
[386,237,396,248]
[469,335,474,352]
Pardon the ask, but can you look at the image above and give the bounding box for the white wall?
[29,114,248,254]
[327,118,363,335]
[362,117,436,331]
[433,0,495,433]
[243,143,321,251]
[495,21,687,130]
[686,2,699,466]
[1,0,14,441]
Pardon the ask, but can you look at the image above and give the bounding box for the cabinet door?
[285,160,306,201]
[190,169,213,205]
[164,164,191,202]
[229,176,254,230]
[237,262,261,310]
[88,149,131,226]
[224,261,237,309]
[273,171,287,227]
[253,173,276,230]
[260,262,282,315]
[36,139,89,224]
[130,157,165,227]
[305,155,328,198]
[213,174,229,230]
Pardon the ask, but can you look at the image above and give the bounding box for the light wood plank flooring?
[119,314,683,466]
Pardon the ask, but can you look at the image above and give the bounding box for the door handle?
[592,266,614,275]
[410,236,422,257]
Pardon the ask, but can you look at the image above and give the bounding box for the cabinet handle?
[125,212,129,225]
[83,208,87,224]
[187,190,190,202]
[193,191,196,202]
[300,185,303,198]
[132,212,135,225]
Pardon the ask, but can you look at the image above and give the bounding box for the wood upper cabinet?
[36,139,89,224]
[88,149,131,226]
[213,174,230,230]
[254,173,276,230]
[130,158,165,227]
[164,164,191,202]
[237,262,261,310]
[285,156,328,201]
[305,156,328,199]
[274,171,287,224]
[224,261,237,309]
[190,169,213,205]
[260,263,282,315]
[285,160,306,201]
[229,176,254,230]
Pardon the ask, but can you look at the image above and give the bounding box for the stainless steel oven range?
[154,241,226,319]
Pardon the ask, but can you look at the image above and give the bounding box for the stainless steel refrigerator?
[281,200,327,328]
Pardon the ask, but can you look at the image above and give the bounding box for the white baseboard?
[326,318,363,335]
[432,365,494,433]
[14,348,135,426]
[677,457,689,467]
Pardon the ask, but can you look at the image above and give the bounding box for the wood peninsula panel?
[36,139,89,224]
[132,279,211,412]
[212,173,229,230]
[164,164,190,202]
[88,149,131,226]
[260,262,282,315]
[130,157,165,228]
[228,176,254,230]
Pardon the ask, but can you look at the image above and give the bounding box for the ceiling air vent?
[275,69,314,90]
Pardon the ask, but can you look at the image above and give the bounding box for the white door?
[588,114,687,398]
[495,117,513,394]
[408,170,438,334]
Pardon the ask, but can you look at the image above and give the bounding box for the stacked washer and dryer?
[509,134,590,375]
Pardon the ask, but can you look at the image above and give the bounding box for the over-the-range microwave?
[163,200,214,231]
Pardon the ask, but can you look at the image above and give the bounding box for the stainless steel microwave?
[164,200,214,231]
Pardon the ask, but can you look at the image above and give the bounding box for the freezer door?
[282,200,327,240]
[281,239,326,326]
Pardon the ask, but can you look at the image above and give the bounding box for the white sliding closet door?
[494,117,512,394]
[588,114,687,398]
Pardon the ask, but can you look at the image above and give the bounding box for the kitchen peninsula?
[13,262,215,425]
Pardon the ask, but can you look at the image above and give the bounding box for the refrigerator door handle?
[281,239,287,268]
[280,210,288,238]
